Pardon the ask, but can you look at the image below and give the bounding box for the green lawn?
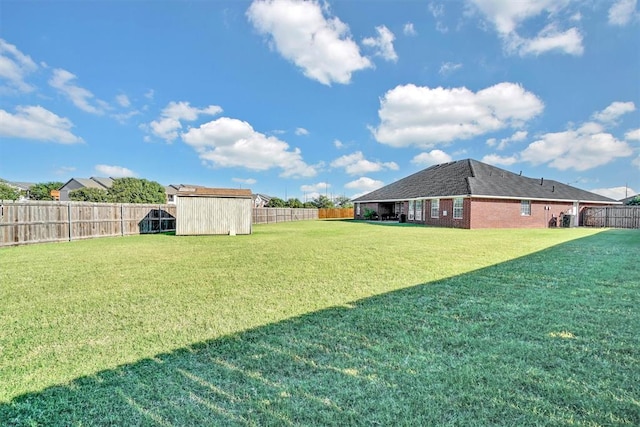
[1,221,638,425]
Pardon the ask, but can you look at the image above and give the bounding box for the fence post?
[68,202,72,241]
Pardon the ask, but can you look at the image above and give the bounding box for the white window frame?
[521,200,531,216]
[408,200,415,221]
[431,199,439,218]
[356,203,360,215]
[415,200,423,221]
[453,198,464,219]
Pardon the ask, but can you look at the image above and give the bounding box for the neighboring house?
[3,181,35,200]
[176,187,253,235]
[166,184,205,204]
[620,194,639,205]
[165,185,180,204]
[253,193,272,207]
[352,159,618,229]
[58,177,114,201]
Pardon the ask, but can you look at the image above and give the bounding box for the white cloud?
[94,164,136,178]
[608,0,638,26]
[232,177,257,185]
[520,122,633,171]
[0,39,38,93]
[439,62,462,75]
[295,127,309,136]
[489,130,528,150]
[246,0,372,85]
[468,0,584,56]
[331,151,398,175]
[55,166,76,176]
[589,186,637,200]
[592,101,636,124]
[403,22,417,36]
[112,110,140,124]
[625,128,640,140]
[372,82,543,148]
[49,68,107,115]
[633,155,640,169]
[362,25,398,62]
[481,153,519,166]
[468,0,568,34]
[411,150,452,166]
[515,25,584,56]
[345,176,385,192]
[116,94,131,108]
[301,182,330,193]
[429,2,448,33]
[182,116,317,178]
[149,101,223,142]
[333,139,344,148]
[0,105,83,144]
[144,89,155,100]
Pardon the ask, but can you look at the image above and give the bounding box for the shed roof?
[177,187,253,198]
[353,159,616,204]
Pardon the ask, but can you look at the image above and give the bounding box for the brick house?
[352,159,618,229]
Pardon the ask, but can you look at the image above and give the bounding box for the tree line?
[1,179,355,207]
[265,194,352,209]
[0,178,167,204]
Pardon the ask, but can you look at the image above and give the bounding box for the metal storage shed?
[175,187,253,235]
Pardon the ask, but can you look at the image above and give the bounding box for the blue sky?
[1,0,639,201]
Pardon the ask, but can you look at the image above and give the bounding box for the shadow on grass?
[349,219,423,227]
[2,230,639,426]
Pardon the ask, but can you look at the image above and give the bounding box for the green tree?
[302,202,316,208]
[69,187,110,202]
[266,197,286,207]
[286,198,303,208]
[626,196,640,206]
[29,182,64,200]
[311,195,335,209]
[334,196,353,208]
[108,178,166,204]
[0,182,21,200]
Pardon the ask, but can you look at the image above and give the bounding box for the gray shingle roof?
[353,159,616,204]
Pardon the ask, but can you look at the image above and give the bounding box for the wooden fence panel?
[0,200,176,247]
[252,208,318,224]
[582,206,640,229]
[318,208,354,219]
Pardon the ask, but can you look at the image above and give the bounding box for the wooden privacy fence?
[319,207,354,219]
[582,206,640,229]
[0,200,176,247]
[253,208,318,224]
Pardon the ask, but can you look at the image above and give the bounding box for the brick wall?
[418,198,470,229]
[356,198,607,228]
[469,198,577,229]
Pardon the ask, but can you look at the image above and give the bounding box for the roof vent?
[552,185,555,192]
[540,177,544,185]
[519,171,522,176]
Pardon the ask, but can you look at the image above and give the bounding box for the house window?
[356,203,360,216]
[415,200,423,221]
[521,200,531,216]
[431,199,439,218]
[408,200,415,220]
[453,198,463,219]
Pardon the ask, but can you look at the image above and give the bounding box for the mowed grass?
[0,221,638,425]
